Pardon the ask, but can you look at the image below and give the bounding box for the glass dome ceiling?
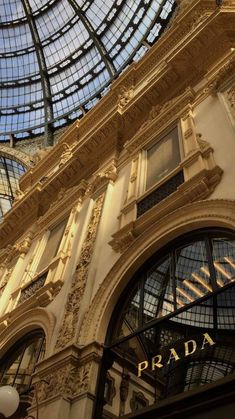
[0,0,176,145]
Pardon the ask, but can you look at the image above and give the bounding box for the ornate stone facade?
[55,193,105,350]
[0,2,235,419]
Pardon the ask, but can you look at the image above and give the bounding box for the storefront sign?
[137,332,215,377]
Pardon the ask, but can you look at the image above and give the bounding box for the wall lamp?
[0,385,39,419]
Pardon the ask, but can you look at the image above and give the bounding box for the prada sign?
[138,332,215,377]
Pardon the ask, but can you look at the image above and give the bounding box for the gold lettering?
[167,348,180,364]
[152,354,163,370]
[137,333,216,377]
[201,332,216,350]
[184,339,197,356]
[138,361,148,377]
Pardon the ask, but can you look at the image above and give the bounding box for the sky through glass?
[0,0,176,142]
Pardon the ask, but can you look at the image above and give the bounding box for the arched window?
[0,154,26,221]
[95,229,235,418]
[0,330,45,394]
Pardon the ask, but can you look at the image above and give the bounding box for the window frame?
[107,228,235,347]
[139,123,184,197]
[0,330,45,393]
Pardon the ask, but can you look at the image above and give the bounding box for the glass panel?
[171,295,215,329]
[103,287,235,417]
[174,240,211,309]
[0,155,26,221]
[0,0,176,141]
[211,237,235,287]
[184,359,234,391]
[144,255,174,323]
[16,341,40,390]
[37,218,67,273]
[146,127,180,190]
[0,351,23,386]
[103,232,235,417]
[216,286,235,330]
[114,283,141,341]
[0,333,45,393]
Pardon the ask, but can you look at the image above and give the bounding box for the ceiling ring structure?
[0,0,177,145]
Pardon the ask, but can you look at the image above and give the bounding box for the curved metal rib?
[67,0,116,78]
[21,0,54,147]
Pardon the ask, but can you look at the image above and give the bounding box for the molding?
[112,119,223,251]
[55,193,105,351]
[124,88,196,155]
[0,281,62,330]
[36,180,88,230]
[0,145,35,168]
[79,199,235,346]
[0,307,55,358]
[29,342,103,404]
[1,1,235,249]
[110,165,223,253]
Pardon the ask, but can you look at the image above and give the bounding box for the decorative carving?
[55,193,105,350]
[109,229,136,254]
[37,181,87,229]
[13,189,25,205]
[227,85,235,109]
[18,274,47,305]
[14,232,33,255]
[120,374,130,403]
[33,146,53,164]
[104,372,116,406]
[35,362,91,403]
[196,133,210,151]
[130,391,149,412]
[0,244,20,265]
[125,88,195,154]
[119,373,130,416]
[204,57,235,96]
[0,267,13,289]
[140,104,162,131]
[184,128,193,139]
[85,162,118,196]
[118,85,134,109]
[0,145,34,168]
[224,83,235,119]
[59,143,73,167]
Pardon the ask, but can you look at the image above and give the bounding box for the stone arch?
[0,308,55,358]
[79,199,235,346]
[0,145,34,169]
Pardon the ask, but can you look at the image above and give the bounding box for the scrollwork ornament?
[59,143,73,167]
[225,84,235,118]
[34,362,91,403]
[118,85,134,109]
[55,193,105,350]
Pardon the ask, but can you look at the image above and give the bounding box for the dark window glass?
[0,155,26,221]
[97,230,235,418]
[37,218,67,273]
[0,330,45,394]
[174,240,211,309]
[146,127,181,190]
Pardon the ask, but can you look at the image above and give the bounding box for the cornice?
[20,0,235,186]
[109,166,223,253]
[36,181,88,230]
[79,198,235,345]
[124,88,196,155]
[0,145,34,168]
[1,0,235,250]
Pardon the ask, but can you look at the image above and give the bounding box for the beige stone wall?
[0,1,235,418]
